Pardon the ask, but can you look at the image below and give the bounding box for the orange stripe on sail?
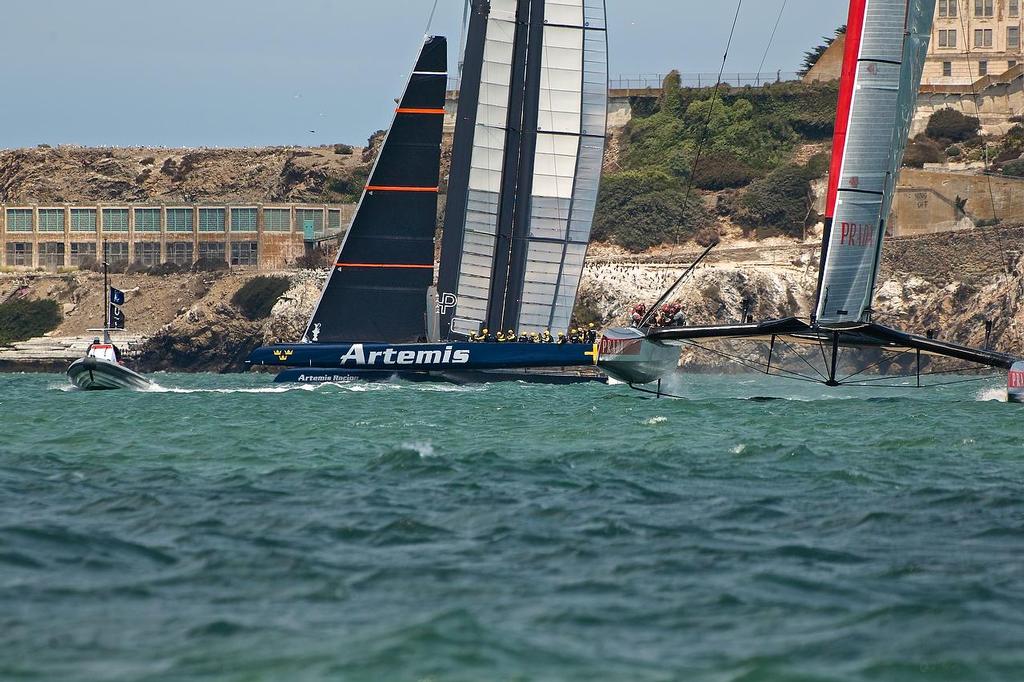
[336,263,434,269]
[395,108,447,115]
[365,186,439,193]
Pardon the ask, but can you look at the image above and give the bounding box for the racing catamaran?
[249,2,613,383]
[598,0,1024,401]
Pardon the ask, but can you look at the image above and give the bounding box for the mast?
[437,0,490,339]
[487,0,542,332]
[103,255,109,334]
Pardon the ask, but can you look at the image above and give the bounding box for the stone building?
[0,203,354,271]
[925,0,1023,85]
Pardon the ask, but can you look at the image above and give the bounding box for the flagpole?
[103,240,109,339]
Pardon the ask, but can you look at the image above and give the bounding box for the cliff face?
[0,145,368,205]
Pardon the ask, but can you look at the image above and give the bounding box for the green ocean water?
[1,371,1023,681]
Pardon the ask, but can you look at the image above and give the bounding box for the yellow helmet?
[588,323,595,328]
[507,329,515,337]
[481,328,489,335]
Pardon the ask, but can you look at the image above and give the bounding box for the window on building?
[71,208,97,232]
[5,209,33,232]
[975,0,994,16]
[263,208,291,232]
[40,242,65,269]
[230,208,258,232]
[1010,27,1021,50]
[167,208,194,232]
[939,29,958,48]
[104,241,129,267]
[197,241,226,264]
[295,209,324,239]
[102,208,129,232]
[1011,0,1020,17]
[975,29,993,48]
[70,242,97,266]
[943,61,953,76]
[979,60,989,75]
[940,0,958,16]
[166,242,194,266]
[134,242,162,266]
[328,209,343,232]
[199,208,226,232]
[230,242,259,267]
[38,209,65,232]
[135,208,161,232]
[5,242,32,266]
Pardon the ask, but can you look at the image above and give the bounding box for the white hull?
[66,357,153,391]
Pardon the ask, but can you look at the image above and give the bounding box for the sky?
[0,0,846,149]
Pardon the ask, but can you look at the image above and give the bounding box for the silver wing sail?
[815,0,935,327]
[437,0,608,339]
[515,0,608,334]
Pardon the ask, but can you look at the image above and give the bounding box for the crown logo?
[273,349,294,361]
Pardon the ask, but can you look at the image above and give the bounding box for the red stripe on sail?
[825,0,868,218]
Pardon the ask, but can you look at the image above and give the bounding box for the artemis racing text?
[339,344,471,367]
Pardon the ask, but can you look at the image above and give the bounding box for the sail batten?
[815,0,935,327]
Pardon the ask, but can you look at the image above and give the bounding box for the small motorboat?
[66,258,153,391]
[67,342,152,391]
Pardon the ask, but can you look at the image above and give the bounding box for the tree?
[799,25,847,77]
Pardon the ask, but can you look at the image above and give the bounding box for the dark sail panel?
[305,36,447,344]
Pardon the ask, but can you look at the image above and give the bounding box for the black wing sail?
[304,36,447,344]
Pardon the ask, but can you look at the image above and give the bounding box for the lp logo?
[436,293,458,315]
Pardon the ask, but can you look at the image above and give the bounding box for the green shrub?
[333,143,354,155]
[903,139,945,168]
[618,77,836,184]
[0,299,62,345]
[231,276,291,321]
[925,108,981,143]
[593,171,715,252]
[1002,159,1024,177]
[690,152,759,190]
[734,162,819,237]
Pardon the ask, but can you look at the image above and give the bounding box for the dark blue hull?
[249,341,599,375]
[271,367,607,385]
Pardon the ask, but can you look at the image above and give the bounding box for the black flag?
[110,287,125,306]
[109,304,125,330]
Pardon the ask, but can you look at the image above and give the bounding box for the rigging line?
[837,347,915,383]
[844,375,996,389]
[755,0,788,79]
[845,365,997,384]
[776,336,829,382]
[641,0,743,317]
[679,340,825,384]
[956,9,1000,223]
[424,0,441,35]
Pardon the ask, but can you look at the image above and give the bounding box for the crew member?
[541,330,553,344]
[557,332,567,345]
[586,323,598,343]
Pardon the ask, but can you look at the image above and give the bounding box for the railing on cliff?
[447,72,802,95]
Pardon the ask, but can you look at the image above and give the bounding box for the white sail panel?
[453,0,519,331]
[515,0,607,333]
[815,0,935,326]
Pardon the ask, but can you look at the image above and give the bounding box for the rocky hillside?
[0,144,373,205]
[3,222,1023,374]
